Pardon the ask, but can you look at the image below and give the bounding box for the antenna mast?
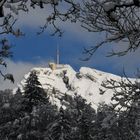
[57,44,59,65]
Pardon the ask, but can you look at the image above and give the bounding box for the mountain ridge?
[14,64,133,109]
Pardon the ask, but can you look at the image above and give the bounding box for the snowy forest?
[0,0,140,139]
[0,71,140,140]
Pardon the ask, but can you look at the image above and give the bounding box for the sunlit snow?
[15,64,134,110]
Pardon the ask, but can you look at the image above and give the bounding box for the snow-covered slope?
[15,64,128,109]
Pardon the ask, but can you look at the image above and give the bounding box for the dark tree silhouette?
[22,70,47,113]
[101,76,140,139]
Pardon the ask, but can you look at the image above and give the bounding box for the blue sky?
[1,6,140,90]
[7,25,140,76]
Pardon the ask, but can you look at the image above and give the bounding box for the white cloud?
[11,4,99,45]
[16,7,49,28]
[0,60,48,90]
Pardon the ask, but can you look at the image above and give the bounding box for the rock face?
[15,65,127,109]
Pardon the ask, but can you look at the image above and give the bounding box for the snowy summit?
[16,64,125,109]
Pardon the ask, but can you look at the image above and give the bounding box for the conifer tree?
[6,71,52,140]
[23,70,47,113]
[61,94,96,140]
[92,103,118,140]
[47,107,71,140]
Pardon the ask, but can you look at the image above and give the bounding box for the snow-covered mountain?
[15,64,128,109]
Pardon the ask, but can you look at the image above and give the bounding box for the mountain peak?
[15,64,122,109]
